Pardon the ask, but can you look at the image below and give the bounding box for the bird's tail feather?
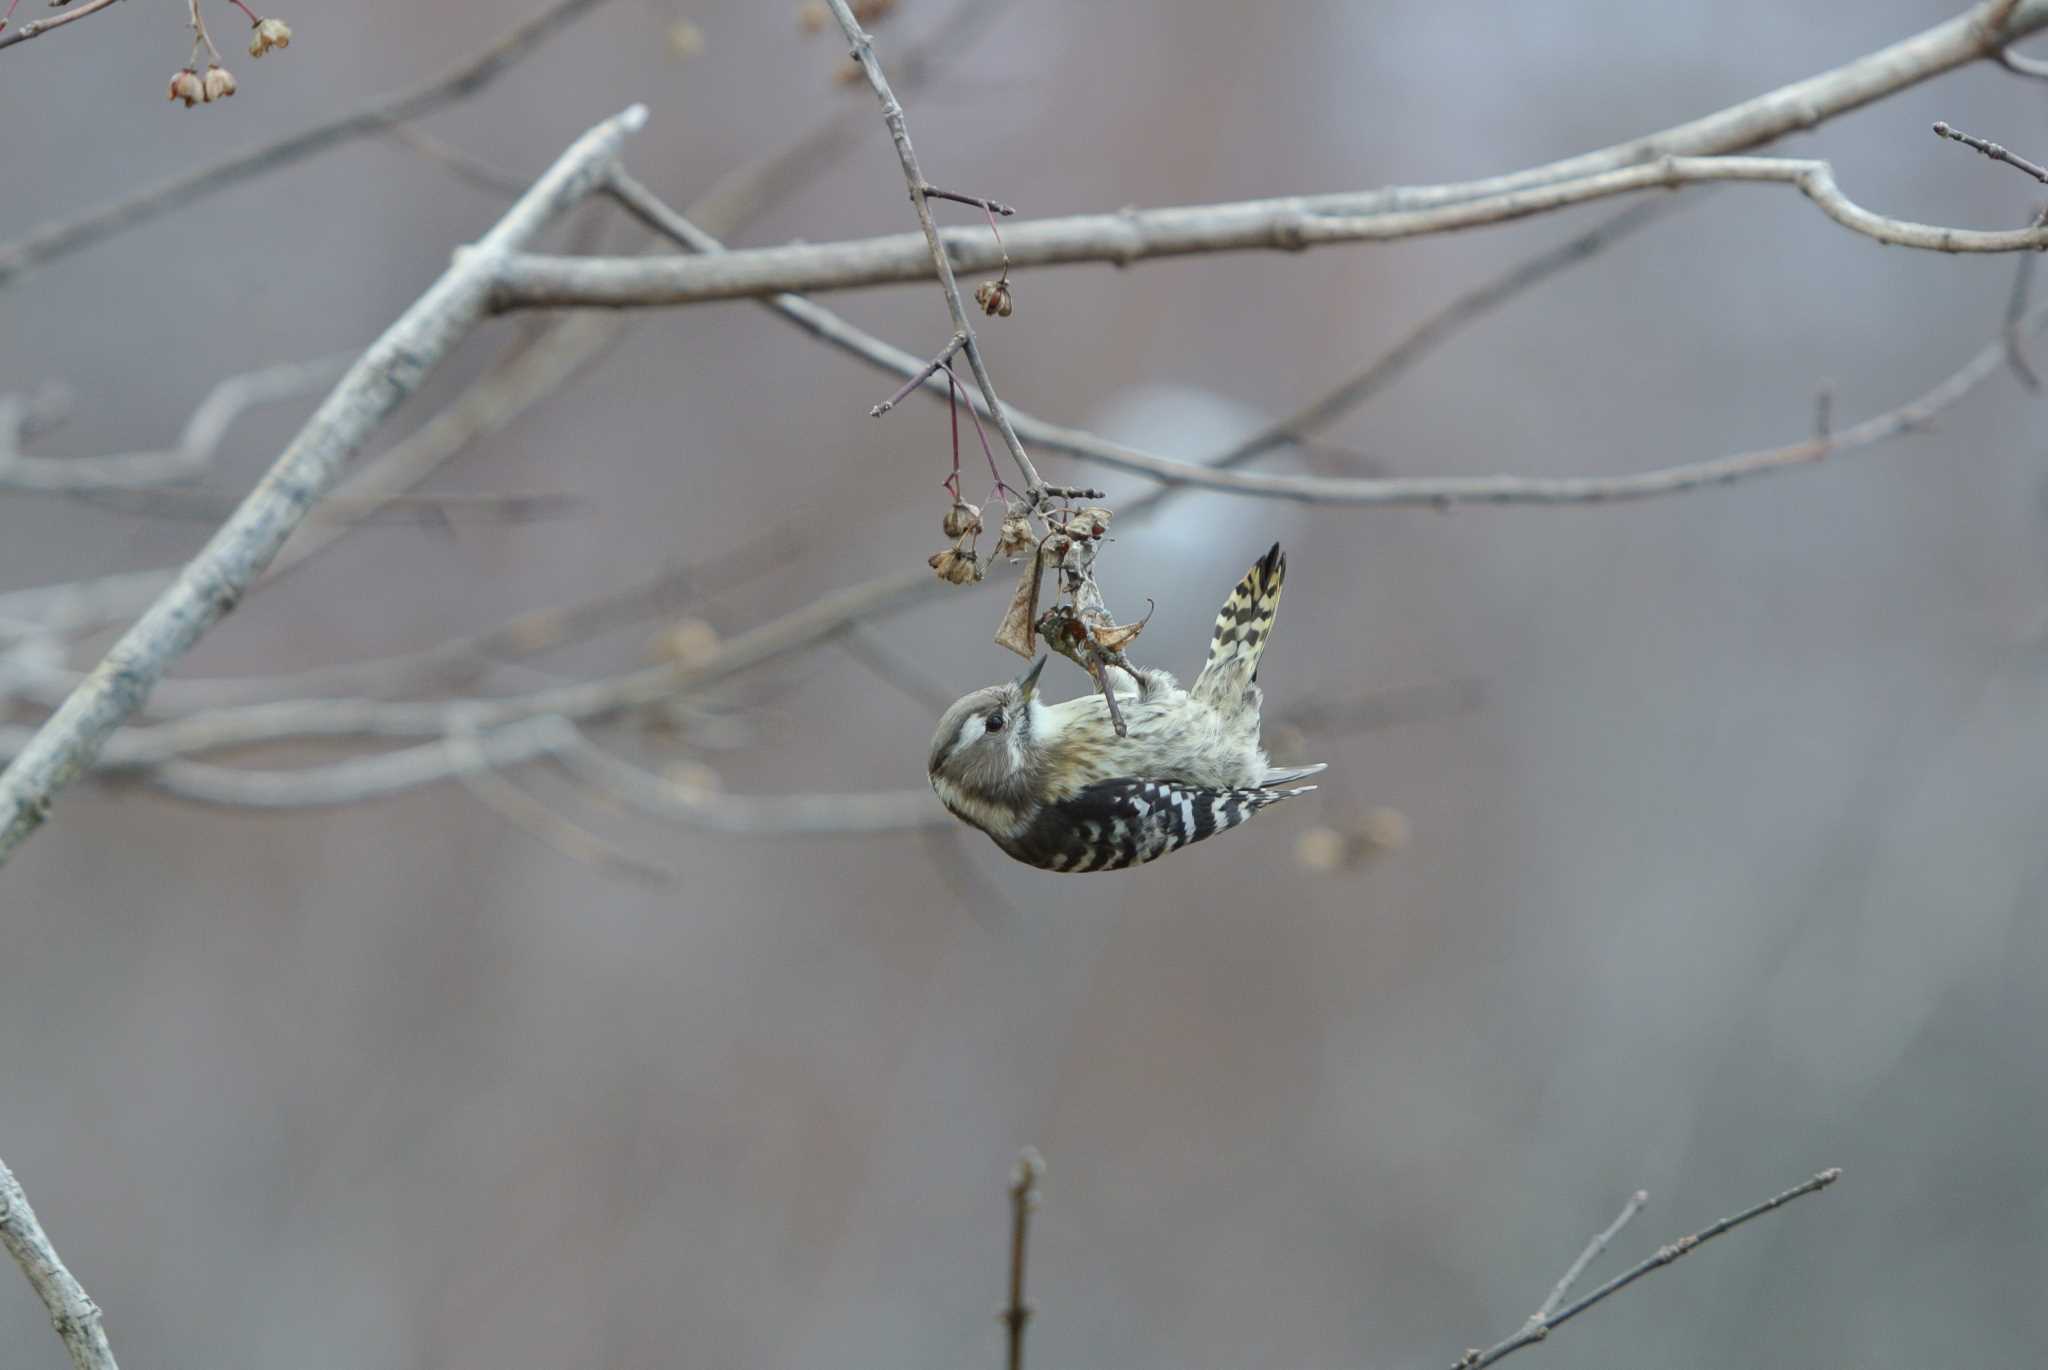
[1193,542,1287,706]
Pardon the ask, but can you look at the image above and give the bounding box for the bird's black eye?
[985,709,1005,733]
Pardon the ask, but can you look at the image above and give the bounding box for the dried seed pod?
[929,547,983,585]
[994,513,1035,561]
[942,499,982,540]
[167,68,204,107]
[974,279,1013,318]
[202,64,237,101]
[248,16,291,57]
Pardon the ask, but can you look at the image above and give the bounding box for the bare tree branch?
[0,1153,118,1370]
[0,106,649,867]
[0,0,628,285]
[606,178,2048,508]
[497,150,2048,313]
[1455,1169,1841,1370]
[822,0,1043,496]
[551,722,942,834]
[446,722,673,884]
[0,0,123,55]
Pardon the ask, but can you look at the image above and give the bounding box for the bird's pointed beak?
[1014,656,1047,701]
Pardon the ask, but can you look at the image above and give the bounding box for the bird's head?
[928,656,1047,804]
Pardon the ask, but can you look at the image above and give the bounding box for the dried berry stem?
[870,330,966,416]
[919,184,1014,217]
[224,0,259,25]
[823,0,1044,499]
[186,0,221,63]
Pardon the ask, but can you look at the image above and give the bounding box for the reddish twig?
[919,184,1014,217]
[871,331,966,416]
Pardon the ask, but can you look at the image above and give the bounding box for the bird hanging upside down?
[928,543,1325,872]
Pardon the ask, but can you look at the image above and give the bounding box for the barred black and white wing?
[1002,776,1314,873]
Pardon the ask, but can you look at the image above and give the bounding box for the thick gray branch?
[0,106,648,868]
[609,181,2047,507]
[0,1155,118,1370]
[494,150,2048,310]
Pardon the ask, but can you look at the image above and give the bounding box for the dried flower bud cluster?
[166,11,289,110]
[247,16,291,57]
[974,278,1014,318]
[929,547,982,585]
[994,513,1035,561]
[930,498,987,585]
[169,63,239,106]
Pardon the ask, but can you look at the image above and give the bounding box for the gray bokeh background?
[4,1,2047,1366]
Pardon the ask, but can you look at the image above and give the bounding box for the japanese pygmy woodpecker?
[928,543,1323,872]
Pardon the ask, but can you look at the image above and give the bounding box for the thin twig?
[446,723,673,885]
[0,1153,119,1370]
[0,353,352,493]
[921,185,1015,216]
[822,0,1044,496]
[1530,1189,1648,1324]
[1003,1149,1043,1370]
[552,722,942,833]
[0,0,119,52]
[1932,120,2048,185]
[1215,199,1680,468]
[872,331,967,416]
[382,124,534,199]
[2005,235,2042,391]
[184,0,220,66]
[839,626,955,714]
[1455,1168,1841,1370]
